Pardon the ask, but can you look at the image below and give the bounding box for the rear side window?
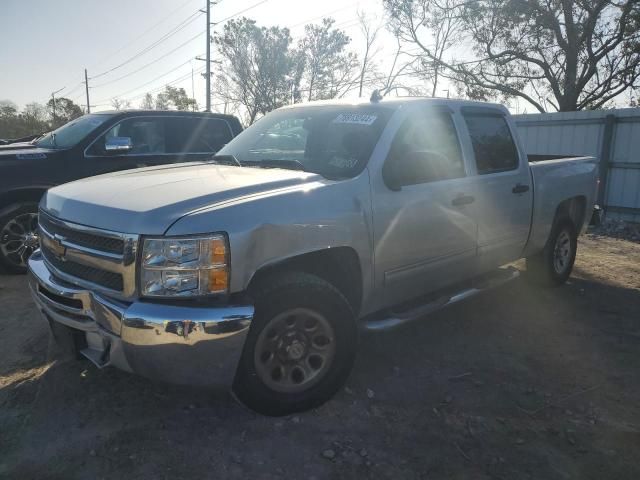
[165,117,233,154]
[463,113,519,174]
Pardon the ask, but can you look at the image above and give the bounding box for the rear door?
[164,116,234,162]
[460,108,533,270]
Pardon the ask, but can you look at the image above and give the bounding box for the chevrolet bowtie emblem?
[50,234,67,260]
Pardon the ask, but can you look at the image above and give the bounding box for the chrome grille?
[39,213,124,254]
[41,246,124,291]
[38,211,139,299]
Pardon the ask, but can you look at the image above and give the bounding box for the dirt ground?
[1,233,639,480]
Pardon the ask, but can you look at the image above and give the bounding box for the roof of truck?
[93,109,241,121]
[279,96,507,111]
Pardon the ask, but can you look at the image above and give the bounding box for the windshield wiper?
[50,133,57,147]
[242,159,308,171]
[209,154,242,167]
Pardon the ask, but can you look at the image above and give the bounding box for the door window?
[463,113,518,174]
[165,117,233,153]
[89,118,166,155]
[385,110,465,186]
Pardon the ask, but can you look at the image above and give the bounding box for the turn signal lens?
[208,268,229,293]
[210,237,227,265]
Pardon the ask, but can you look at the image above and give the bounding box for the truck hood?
[0,145,58,157]
[42,162,323,234]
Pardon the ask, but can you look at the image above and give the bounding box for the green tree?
[46,97,83,128]
[21,102,48,134]
[162,86,198,111]
[0,100,49,139]
[296,18,359,101]
[215,18,294,124]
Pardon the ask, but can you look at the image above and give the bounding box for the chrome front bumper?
[28,250,254,387]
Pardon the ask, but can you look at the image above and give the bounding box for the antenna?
[370,89,383,103]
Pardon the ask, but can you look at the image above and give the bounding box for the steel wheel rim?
[0,212,39,268]
[254,307,336,394]
[553,229,572,274]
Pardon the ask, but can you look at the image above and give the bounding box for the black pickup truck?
[0,110,243,273]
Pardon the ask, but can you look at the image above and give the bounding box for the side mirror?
[105,136,133,153]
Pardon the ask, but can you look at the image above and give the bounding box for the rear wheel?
[526,219,577,286]
[233,272,357,416]
[0,202,39,274]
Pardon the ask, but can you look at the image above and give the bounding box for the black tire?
[0,202,40,274]
[526,219,577,287]
[233,271,358,416]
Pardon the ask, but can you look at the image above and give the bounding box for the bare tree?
[110,98,131,110]
[140,93,155,110]
[385,0,640,111]
[356,11,383,97]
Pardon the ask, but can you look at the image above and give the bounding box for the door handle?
[451,194,475,206]
[512,183,530,194]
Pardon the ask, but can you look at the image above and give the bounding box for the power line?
[125,66,207,105]
[90,9,204,80]
[288,2,360,29]
[51,0,199,98]
[96,61,203,104]
[90,0,199,70]
[213,0,272,25]
[59,81,84,98]
[91,30,204,88]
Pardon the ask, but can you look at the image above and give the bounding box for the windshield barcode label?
[332,113,378,125]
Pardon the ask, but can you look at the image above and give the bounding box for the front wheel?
[0,202,40,274]
[526,219,577,286]
[233,272,357,416]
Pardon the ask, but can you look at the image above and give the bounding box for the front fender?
[166,173,374,307]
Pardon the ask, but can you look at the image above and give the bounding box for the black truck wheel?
[526,219,577,286]
[233,272,357,416]
[0,202,40,274]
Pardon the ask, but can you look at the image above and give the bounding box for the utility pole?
[84,69,91,113]
[50,86,65,126]
[197,1,219,111]
[205,0,211,112]
[191,62,196,112]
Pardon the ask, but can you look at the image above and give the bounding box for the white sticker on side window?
[332,113,378,125]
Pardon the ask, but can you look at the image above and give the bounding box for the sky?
[0,0,407,113]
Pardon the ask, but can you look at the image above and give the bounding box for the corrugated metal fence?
[514,108,640,222]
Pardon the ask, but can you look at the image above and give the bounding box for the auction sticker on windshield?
[332,113,378,125]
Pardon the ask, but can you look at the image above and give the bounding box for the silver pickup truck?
[28,98,598,415]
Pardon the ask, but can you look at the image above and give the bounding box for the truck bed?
[524,155,598,257]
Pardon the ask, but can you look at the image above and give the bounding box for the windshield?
[35,114,114,149]
[217,105,393,178]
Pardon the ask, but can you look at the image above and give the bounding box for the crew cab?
[28,98,598,415]
[0,110,242,272]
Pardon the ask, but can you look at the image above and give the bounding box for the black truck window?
[463,113,519,174]
[165,117,233,154]
[88,118,166,155]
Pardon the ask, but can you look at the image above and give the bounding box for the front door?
[372,107,478,307]
[84,116,176,176]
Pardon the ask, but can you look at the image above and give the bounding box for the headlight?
[140,234,229,297]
